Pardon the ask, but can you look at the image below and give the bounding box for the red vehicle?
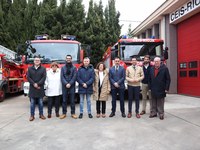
[102,37,168,92]
[0,45,24,102]
[102,38,168,69]
[21,34,89,99]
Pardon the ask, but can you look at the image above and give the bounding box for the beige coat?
[126,65,144,86]
[93,69,110,101]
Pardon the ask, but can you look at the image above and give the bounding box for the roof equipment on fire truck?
[0,45,17,60]
[61,35,76,40]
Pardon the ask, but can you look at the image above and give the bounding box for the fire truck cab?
[103,37,168,69]
[21,34,89,101]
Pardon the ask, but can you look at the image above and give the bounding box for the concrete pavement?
[0,94,200,150]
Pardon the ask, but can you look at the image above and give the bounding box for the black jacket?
[27,65,46,98]
[142,64,151,84]
[149,64,171,98]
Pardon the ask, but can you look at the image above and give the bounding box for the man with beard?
[60,55,78,119]
[140,55,152,115]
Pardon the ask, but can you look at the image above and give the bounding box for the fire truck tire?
[0,88,6,102]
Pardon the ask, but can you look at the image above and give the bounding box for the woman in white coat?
[45,62,62,118]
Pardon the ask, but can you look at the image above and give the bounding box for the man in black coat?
[149,57,171,120]
[27,56,46,121]
[60,55,77,119]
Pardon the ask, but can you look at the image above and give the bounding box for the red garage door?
[177,12,200,97]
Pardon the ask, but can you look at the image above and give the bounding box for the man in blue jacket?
[149,57,171,120]
[60,55,78,119]
[109,57,126,118]
[77,57,95,119]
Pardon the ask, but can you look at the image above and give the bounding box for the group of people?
[27,54,171,121]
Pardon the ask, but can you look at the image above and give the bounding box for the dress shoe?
[29,116,35,121]
[96,114,100,118]
[109,112,115,117]
[159,115,164,120]
[127,113,132,118]
[56,113,60,117]
[122,113,126,118]
[149,114,157,118]
[88,114,93,118]
[71,114,78,119]
[136,113,141,119]
[140,111,146,115]
[47,114,51,118]
[59,114,66,119]
[79,113,83,119]
[102,114,106,118]
[39,115,46,120]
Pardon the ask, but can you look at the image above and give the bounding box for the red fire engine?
[0,45,24,102]
[102,37,168,93]
[21,34,89,101]
[102,37,168,69]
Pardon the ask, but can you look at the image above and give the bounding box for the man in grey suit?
[109,57,126,118]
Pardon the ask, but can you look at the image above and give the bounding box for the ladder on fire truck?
[0,45,16,60]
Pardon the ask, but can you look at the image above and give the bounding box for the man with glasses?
[109,57,126,118]
[60,55,78,119]
[27,56,46,121]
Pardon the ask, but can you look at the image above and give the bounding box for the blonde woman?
[45,62,62,118]
[93,62,110,118]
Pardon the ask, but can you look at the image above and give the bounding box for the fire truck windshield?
[121,43,163,60]
[26,43,79,63]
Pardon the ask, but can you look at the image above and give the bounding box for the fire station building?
[132,0,200,97]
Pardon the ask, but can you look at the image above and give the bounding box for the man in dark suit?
[109,57,126,118]
[27,56,46,121]
[149,57,171,120]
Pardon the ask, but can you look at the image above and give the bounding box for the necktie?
[133,66,136,70]
[116,66,118,72]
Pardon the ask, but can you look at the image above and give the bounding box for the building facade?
[132,0,200,97]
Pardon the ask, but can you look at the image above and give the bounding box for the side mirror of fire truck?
[163,47,169,60]
[80,49,84,62]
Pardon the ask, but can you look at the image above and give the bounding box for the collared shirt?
[115,65,119,71]
[34,65,40,70]
[144,64,149,69]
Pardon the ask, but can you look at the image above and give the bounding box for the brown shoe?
[127,113,132,118]
[47,114,51,118]
[29,116,35,121]
[96,114,100,118]
[136,113,141,119]
[71,114,78,119]
[140,111,146,115]
[39,115,46,120]
[56,113,60,117]
[60,114,66,119]
[102,114,106,118]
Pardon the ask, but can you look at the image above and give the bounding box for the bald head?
[154,57,161,68]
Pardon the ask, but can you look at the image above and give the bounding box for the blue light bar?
[35,34,49,40]
[61,35,76,40]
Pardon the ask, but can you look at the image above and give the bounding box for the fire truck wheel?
[0,88,6,102]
